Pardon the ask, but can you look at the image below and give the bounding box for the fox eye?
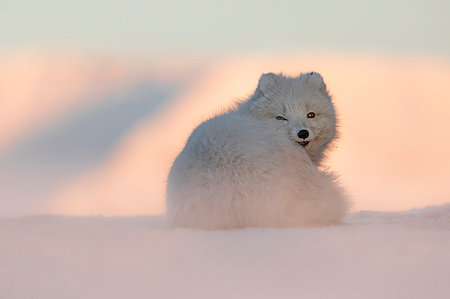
[276,116,288,121]
[307,112,315,118]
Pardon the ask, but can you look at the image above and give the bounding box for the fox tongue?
[298,141,309,146]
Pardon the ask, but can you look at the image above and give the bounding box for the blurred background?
[0,0,449,217]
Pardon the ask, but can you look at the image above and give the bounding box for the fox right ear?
[256,73,278,94]
[304,72,328,95]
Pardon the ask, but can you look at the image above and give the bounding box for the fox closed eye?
[276,116,288,121]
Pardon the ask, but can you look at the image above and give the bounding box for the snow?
[1,52,449,298]
[1,205,449,299]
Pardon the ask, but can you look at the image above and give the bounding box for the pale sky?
[1,1,449,216]
[1,0,449,56]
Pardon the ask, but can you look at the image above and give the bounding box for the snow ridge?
[1,204,449,299]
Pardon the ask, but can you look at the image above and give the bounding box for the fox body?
[166,72,348,229]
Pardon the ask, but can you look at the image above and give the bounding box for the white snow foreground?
[1,205,449,299]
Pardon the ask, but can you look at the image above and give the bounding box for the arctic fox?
[166,72,348,229]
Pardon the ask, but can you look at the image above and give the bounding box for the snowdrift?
[1,204,449,299]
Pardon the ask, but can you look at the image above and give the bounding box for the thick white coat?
[166,72,348,229]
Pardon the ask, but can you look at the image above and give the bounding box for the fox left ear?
[256,73,278,95]
[305,72,327,95]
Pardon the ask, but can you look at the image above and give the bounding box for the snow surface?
[1,204,449,299]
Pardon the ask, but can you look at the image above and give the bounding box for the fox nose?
[297,129,309,139]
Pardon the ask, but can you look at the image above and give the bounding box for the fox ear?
[304,72,327,94]
[256,73,278,94]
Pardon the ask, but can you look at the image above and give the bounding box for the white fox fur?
[166,72,348,229]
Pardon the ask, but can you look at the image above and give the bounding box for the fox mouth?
[297,141,310,147]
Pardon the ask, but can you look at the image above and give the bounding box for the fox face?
[240,72,338,165]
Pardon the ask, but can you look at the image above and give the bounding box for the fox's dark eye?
[275,116,288,121]
[307,112,315,118]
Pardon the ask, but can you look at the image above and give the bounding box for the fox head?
[239,72,338,165]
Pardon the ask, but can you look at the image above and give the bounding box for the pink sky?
[44,52,450,215]
[0,51,198,155]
